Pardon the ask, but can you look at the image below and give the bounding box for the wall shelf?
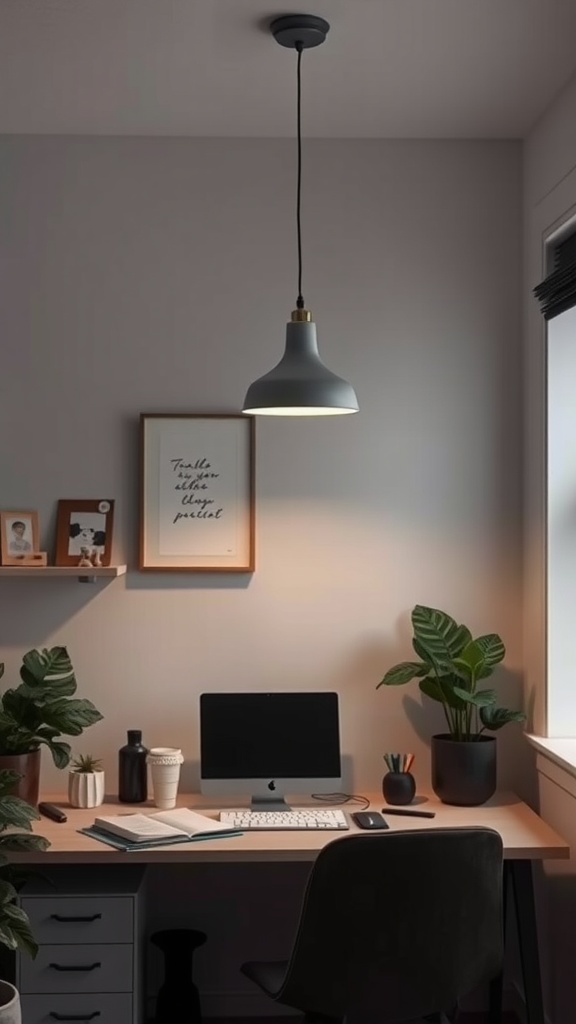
[0,565,127,583]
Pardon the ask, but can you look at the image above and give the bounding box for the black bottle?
[118,730,148,803]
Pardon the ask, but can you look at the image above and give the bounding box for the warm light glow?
[242,407,358,416]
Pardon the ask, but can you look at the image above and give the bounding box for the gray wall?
[0,135,525,1014]
[0,136,524,795]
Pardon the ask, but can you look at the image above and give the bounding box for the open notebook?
[80,807,241,850]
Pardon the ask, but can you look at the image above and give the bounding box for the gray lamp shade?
[242,318,359,416]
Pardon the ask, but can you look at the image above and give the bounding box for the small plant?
[0,647,103,768]
[0,769,49,957]
[377,604,526,742]
[71,754,103,773]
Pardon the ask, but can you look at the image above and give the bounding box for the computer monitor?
[199,691,341,810]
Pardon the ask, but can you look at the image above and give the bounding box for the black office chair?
[241,827,504,1024]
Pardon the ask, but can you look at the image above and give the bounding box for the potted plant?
[377,605,526,805]
[68,754,105,809]
[0,647,103,806]
[0,767,50,1024]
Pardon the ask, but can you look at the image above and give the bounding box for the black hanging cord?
[295,42,304,309]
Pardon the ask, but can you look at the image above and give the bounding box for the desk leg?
[488,860,508,1024]
[509,860,545,1024]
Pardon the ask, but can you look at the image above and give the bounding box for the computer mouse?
[351,811,389,830]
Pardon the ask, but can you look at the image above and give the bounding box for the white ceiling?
[2,0,576,138]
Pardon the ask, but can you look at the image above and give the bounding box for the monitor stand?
[250,794,292,812]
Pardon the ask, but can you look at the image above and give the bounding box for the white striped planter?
[68,770,105,808]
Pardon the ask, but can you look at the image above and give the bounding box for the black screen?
[200,692,341,779]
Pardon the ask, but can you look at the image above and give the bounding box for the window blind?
[534,231,576,320]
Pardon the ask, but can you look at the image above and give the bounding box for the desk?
[19,791,568,1024]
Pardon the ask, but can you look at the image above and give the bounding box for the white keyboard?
[219,808,349,831]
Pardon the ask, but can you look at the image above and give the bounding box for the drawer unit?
[19,943,133,994]
[21,992,133,1024]
[17,866,145,1024]
[22,896,134,945]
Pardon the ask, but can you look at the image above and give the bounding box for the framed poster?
[139,414,255,572]
[55,499,115,566]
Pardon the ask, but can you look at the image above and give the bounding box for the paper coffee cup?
[147,747,183,810]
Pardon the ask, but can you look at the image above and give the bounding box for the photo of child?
[0,510,40,565]
[8,519,32,553]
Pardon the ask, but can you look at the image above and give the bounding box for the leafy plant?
[0,647,103,769]
[377,605,526,741]
[0,769,49,957]
[70,753,103,773]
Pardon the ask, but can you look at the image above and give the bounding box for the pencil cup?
[147,748,184,810]
[382,771,416,806]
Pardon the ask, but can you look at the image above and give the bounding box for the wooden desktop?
[20,789,568,863]
[15,790,569,1024]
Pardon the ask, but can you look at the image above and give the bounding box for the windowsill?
[527,734,576,779]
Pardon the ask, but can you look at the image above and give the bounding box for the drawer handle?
[50,913,102,923]
[49,962,102,972]
[49,1014,101,1021]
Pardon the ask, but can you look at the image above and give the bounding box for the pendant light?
[242,14,359,417]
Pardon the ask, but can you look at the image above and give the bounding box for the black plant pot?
[431,734,496,806]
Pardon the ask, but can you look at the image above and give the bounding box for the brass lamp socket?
[291,308,312,322]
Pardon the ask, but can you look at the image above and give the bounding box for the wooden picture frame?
[139,413,255,572]
[55,499,115,567]
[0,510,40,565]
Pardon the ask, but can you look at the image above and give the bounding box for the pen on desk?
[381,807,436,819]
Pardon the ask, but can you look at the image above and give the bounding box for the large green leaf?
[40,698,103,736]
[377,661,429,687]
[19,668,77,700]
[412,637,431,663]
[20,649,49,685]
[0,795,39,832]
[475,634,506,667]
[453,687,497,708]
[42,646,74,675]
[476,663,496,680]
[1,690,27,717]
[0,710,15,730]
[34,726,62,742]
[20,647,77,697]
[0,833,50,854]
[419,675,467,710]
[0,880,18,906]
[419,677,445,704]
[0,771,22,798]
[453,640,489,681]
[0,902,38,957]
[480,705,526,730]
[411,606,471,672]
[42,739,72,769]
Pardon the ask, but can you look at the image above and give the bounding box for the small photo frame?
[0,511,40,565]
[55,499,115,567]
[139,413,255,572]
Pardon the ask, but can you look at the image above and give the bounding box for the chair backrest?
[276,827,503,1023]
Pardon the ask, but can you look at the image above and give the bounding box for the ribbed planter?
[431,734,496,806]
[68,770,105,808]
[0,750,41,806]
[0,981,21,1024]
